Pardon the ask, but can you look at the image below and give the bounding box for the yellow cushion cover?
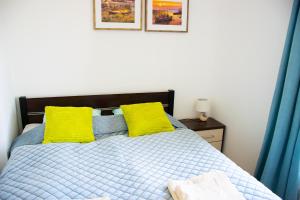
[121,102,175,137]
[43,106,95,144]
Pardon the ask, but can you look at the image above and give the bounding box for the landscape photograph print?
[152,0,182,25]
[101,0,135,23]
[94,0,142,30]
[146,0,189,32]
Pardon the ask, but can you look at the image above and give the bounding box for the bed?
[0,90,280,200]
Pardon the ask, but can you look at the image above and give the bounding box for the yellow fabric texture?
[121,102,175,137]
[43,106,95,144]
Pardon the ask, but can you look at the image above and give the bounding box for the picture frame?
[145,0,189,32]
[94,0,142,30]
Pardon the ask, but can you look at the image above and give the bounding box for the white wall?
[208,0,293,173]
[0,0,292,173]
[0,6,18,169]
[0,67,17,170]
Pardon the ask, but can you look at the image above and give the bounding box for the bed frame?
[19,90,175,128]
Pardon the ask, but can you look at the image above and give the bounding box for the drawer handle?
[203,135,215,140]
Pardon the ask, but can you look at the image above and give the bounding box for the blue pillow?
[94,114,187,135]
[93,115,127,135]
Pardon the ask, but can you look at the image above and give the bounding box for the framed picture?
[145,0,189,32]
[94,0,142,30]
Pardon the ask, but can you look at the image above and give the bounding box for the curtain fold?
[254,0,300,199]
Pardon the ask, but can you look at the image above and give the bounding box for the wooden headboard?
[19,90,175,128]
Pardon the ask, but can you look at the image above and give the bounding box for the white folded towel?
[168,171,246,200]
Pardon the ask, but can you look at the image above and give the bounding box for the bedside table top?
[179,118,225,131]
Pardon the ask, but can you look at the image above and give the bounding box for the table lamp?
[196,98,210,121]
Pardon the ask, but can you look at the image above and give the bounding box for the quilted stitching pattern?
[0,129,280,200]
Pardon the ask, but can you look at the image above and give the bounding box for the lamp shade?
[195,98,210,112]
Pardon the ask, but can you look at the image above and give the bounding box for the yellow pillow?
[43,106,95,144]
[121,102,175,137]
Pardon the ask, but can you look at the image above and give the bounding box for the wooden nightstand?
[179,118,226,152]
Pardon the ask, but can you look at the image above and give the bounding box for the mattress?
[0,128,279,200]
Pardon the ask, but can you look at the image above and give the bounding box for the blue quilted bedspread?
[0,129,279,200]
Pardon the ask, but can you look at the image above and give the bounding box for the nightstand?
[179,118,226,152]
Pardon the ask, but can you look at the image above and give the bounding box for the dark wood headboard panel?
[19,90,175,128]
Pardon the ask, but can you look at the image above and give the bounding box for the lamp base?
[199,113,208,121]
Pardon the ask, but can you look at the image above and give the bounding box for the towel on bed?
[168,171,246,200]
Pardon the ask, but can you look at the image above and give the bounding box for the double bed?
[0,90,279,200]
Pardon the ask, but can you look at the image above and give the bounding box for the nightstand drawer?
[210,141,222,151]
[196,129,223,142]
[179,118,225,152]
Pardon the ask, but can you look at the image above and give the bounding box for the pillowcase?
[43,108,101,123]
[120,102,175,137]
[112,108,123,115]
[22,123,41,134]
[93,115,128,135]
[92,108,101,116]
[43,106,95,144]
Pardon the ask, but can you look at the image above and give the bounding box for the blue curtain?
[255,0,300,199]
